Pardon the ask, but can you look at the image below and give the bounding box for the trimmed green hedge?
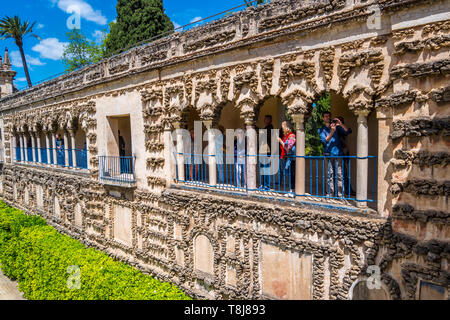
[0,202,191,300]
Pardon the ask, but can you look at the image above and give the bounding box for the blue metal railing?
[99,155,136,185]
[74,149,88,169]
[14,147,88,170]
[175,152,377,203]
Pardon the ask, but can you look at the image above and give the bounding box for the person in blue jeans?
[55,133,65,166]
[318,111,351,197]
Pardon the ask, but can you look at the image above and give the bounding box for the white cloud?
[37,23,45,29]
[10,51,46,68]
[15,77,27,83]
[92,30,106,43]
[51,0,107,25]
[190,16,202,24]
[32,38,68,60]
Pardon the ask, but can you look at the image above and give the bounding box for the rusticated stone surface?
[389,117,450,140]
[390,59,450,80]
[392,204,449,225]
[429,86,450,104]
[391,179,450,196]
[394,150,450,168]
[394,35,450,55]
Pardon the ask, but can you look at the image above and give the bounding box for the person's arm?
[335,118,350,134]
[321,125,336,143]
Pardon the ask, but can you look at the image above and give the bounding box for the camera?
[331,119,338,124]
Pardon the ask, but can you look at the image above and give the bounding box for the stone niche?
[36,185,44,209]
[350,279,390,300]
[113,204,132,247]
[194,234,214,275]
[0,181,3,195]
[418,280,447,300]
[74,203,83,227]
[260,242,312,300]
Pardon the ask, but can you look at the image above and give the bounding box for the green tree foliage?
[305,93,331,156]
[105,0,173,56]
[244,0,269,7]
[62,29,104,73]
[0,16,40,88]
[0,202,191,300]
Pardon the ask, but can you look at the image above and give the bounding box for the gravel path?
[0,267,25,300]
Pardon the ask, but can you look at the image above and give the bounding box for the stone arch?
[349,277,391,300]
[217,101,245,130]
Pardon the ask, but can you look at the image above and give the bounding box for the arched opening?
[255,96,294,194]
[38,131,47,164]
[350,279,390,300]
[215,102,246,188]
[54,127,67,166]
[178,106,206,184]
[304,92,378,207]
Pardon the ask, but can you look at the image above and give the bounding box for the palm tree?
[0,16,40,88]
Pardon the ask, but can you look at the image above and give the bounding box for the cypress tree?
[105,0,173,56]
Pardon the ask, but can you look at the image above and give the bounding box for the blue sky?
[0,0,249,90]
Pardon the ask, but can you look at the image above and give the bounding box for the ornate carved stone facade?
[0,0,448,299]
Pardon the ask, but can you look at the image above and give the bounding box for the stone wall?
[0,0,448,299]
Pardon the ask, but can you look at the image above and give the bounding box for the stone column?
[356,110,369,208]
[22,134,28,162]
[163,126,175,187]
[63,131,69,167]
[69,129,77,168]
[246,120,257,191]
[31,133,36,163]
[174,124,185,181]
[292,114,305,196]
[36,132,42,163]
[52,132,57,166]
[45,132,51,165]
[204,120,216,186]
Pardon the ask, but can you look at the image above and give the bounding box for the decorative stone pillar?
[30,132,36,163]
[51,132,57,167]
[356,110,370,208]
[245,119,257,191]
[69,129,77,168]
[174,123,185,181]
[204,120,217,186]
[63,131,69,167]
[292,114,305,196]
[45,132,51,165]
[163,125,175,187]
[22,134,28,162]
[36,132,42,163]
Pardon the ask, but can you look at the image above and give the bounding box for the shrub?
[0,201,191,300]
